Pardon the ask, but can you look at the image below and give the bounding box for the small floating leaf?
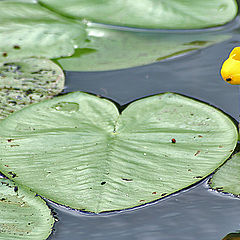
[210,152,240,195]
[0,58,64,119]
[38,0,237,29]
[0,178,54,239]
[56,26,230,71]
[0,1,86,62]
[0,92,237,213]
[222,232,240,240]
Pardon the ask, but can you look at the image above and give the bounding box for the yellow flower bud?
[221,47,240,85]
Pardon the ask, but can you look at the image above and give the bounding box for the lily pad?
[210,152,240,195]
[56,26,231,71]
[0,92,237,213]
[0,58,65,119]
[0,1,86,62]
[0,178,54,239]
[38,0,237,29]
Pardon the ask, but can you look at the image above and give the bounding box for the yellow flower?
[221,47,240,85]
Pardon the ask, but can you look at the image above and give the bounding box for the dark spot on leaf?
[194,150,200,156]
[7,139,14,142]
[152,192,157,194]
[14,186,18,192]
[1,198,6,201]
[121,178,133,181]
[101,181,106,185]
[9,100,17,105]
[25,90,33,96]
[183,40,208,46]
[188,169,192,172]
[2,52,7,57]
[198,135,203,138]
[219,145,223,148]
[4,165,9,167]
[8,172,17,178]
[194,176,203,179]
[1,181,9,186]
[171,138,176,143]
[13,45,21,50]
[10,144,19,147]
[161,193,167,196]
[139,200,145,202]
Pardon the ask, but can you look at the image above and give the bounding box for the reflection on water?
[49,181,240,240]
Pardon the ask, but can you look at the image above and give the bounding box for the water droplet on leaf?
[52,102,79,112]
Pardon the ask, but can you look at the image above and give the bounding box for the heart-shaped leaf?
[38,0,237,29]
[0,1,86,62]
[56,26,230,71]
[0,178,54,239]
[0,92,237,213]
[0,58,65,119]
[210,152,240,195]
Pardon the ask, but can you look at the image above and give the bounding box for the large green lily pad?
[0,92,237,213]
[0,1,86,62]
[56,26,230,71]
[0,178,54,239]
[210,152,240,195]
[38,0,237,29]
[0,58,65,119]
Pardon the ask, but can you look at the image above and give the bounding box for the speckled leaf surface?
[0,92,237,213]
[0,2,86,62]
[38,0,237,29]
[56,26,230,71]
[210,152,240,195]
[0,178,54,239]
[0,58,64,119]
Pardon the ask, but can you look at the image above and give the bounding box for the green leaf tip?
[0,178,54,239]
[210,152,240,196]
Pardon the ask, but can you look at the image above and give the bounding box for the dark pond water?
[48,3,240,240]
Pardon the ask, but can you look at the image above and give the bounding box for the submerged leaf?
[56,26,230,71]
[0,1,86,62]
[0,178,54,239]
[0,58,64,119]
[210,152,240,195]
[0,92,237,213]
[38,0,237,29]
